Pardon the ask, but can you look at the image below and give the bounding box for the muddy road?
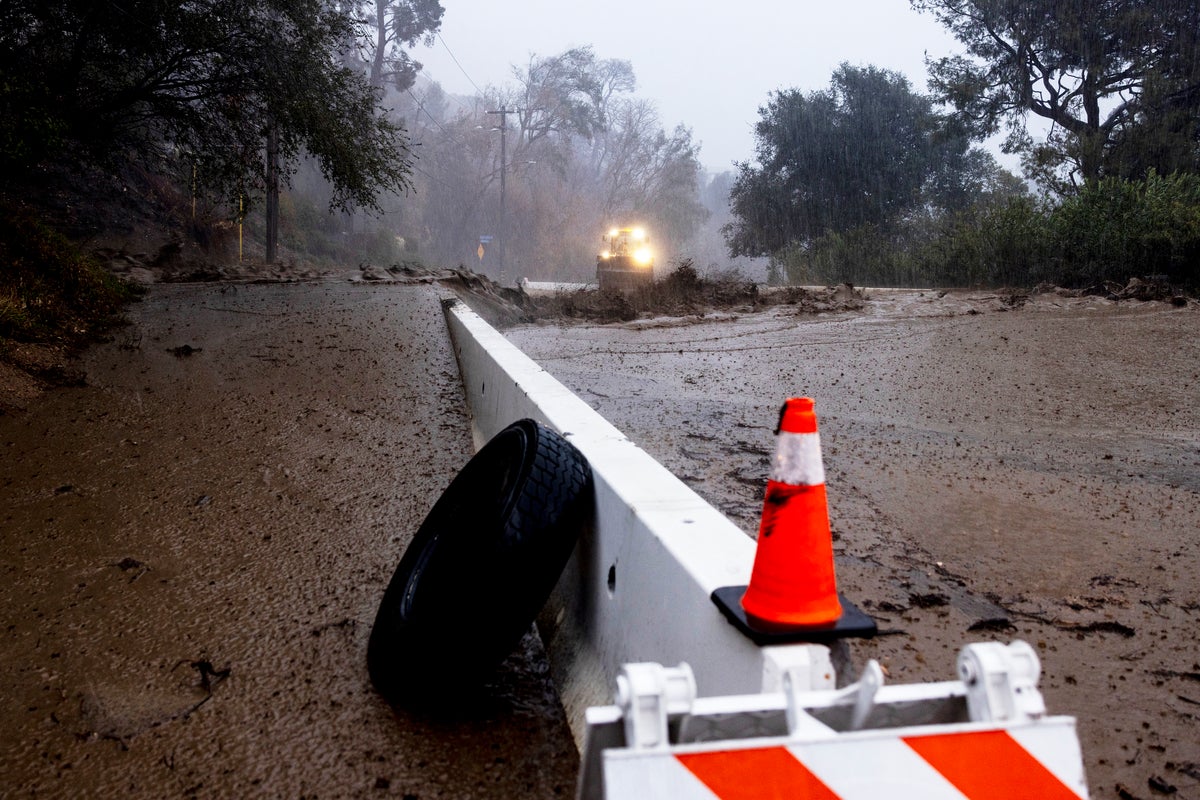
[506,290,1200,800]
[3,279,1198,799]
[0,282,577,798]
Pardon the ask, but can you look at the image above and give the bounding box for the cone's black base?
[711,586,877,646]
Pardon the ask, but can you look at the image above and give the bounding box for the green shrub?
[915,198,1053,287]
[769,173,1199,290]
[1052,171,1200,287]
[0,209,139,342]
[780,226,912,287]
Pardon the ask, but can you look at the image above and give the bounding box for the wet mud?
[1,282,577,798]
[507,289,1200,800]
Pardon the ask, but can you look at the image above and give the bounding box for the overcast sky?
[409,0,980,174]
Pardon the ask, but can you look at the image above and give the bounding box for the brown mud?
[507,288,1200,800]
[3,269,1198,799]
[0,281,577,798]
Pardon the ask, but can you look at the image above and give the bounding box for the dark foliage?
[781,172,1200,290]
[0,206,140,343]
[724,64,1011,259]
[914,0,1200,189]
[0,0,416,211]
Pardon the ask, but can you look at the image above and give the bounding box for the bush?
[779,226,912,287]
[915,198,1053,287]
[1052,171,1200,287]
[0,208,139,342]
[769,172,1200,290]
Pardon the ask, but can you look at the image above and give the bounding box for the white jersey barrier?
[442,299,819,728]
[441,299,1088,799]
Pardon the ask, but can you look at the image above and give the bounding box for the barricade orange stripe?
[904,730,1083,799]
[677,747,841,800]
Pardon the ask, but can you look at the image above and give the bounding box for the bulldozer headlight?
[633,247,652,266]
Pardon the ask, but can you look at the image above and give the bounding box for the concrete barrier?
[442,299,841,746]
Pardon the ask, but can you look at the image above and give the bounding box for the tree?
[0,0,414,211]
[586,100,707,246]
[355,0,444,91]
[914,0,1200,190]
[515,47,632,149]
[724,64,959,258]
[400,48,706,279]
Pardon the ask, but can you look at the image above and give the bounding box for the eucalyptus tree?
[352,0,444,91]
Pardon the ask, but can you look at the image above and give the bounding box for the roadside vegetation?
[0,0,444,384]
[773,171,1200,289]
[0,208,141,345]
[728,1,1200,291]
[2,0,1198,390]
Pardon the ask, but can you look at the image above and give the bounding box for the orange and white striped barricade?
[578,642,1088,800]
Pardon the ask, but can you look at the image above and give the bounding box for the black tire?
[367,419,593,704]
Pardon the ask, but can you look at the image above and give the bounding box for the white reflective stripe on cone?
[771,431,825,487]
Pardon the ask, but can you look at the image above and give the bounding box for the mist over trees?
[399,46,707,280]
[725,64,1012,257]
[724,64,1023,286]
[356,0,445,91]
[4,0,1196,291]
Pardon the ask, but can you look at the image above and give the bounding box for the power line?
[436,32,485,97]
[407,88,454,138]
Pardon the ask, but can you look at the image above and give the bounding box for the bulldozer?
[596,226,653,291]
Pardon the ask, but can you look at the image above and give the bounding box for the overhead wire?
[406,88,455,138]
[436,32,485,98]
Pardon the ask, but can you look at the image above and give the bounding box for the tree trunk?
[370,2,388,89]
[265,124,279,264]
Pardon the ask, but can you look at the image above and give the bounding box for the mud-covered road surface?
[507,289,1200,800]
[0,282,577,798]
[3,278,1198,800]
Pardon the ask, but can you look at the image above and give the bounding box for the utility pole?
[486,105,509,276]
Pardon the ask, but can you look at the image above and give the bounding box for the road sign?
[480,235,494,243]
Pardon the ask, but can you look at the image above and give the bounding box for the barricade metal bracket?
[578,640,1088,800]
[958,640,1046,723]
[614,662,697,750]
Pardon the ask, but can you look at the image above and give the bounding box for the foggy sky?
[409,1,982,173]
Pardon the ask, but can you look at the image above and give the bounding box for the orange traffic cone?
[740,397,843,630]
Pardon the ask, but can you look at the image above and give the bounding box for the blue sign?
[479,235,494,243]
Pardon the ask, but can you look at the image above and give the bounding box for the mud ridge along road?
[506,289,1200,800]
[2,277,1198,799]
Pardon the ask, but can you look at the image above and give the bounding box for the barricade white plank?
[598,718,1087,800]
[443,299,803,744]
[605,755,720,800]
[1008,723,1090,795]
[792,738,967,800]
